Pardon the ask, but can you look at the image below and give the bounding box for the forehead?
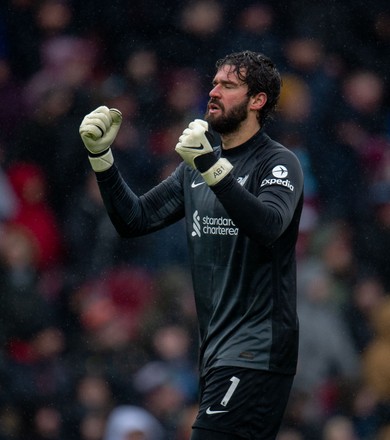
[214,64,246,83]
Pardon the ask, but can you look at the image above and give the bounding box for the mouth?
[208,102,222,114]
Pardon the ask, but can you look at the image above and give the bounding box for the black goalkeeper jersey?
[96,129,304,376]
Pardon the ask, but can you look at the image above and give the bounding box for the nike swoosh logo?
[206,407,229,415]
[191,180,206,188]
[182,144,204,151]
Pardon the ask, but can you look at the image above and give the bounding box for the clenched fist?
[79,106,122,172]
[175,119,233,186]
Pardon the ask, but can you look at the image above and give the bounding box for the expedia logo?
[272,165,288,178]
[261,178,294,191]
[261,165,294,191]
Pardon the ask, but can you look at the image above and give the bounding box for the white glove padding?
[175,119,214,169]
[79,106,122,172]
[79,106,122,154]
[175,119,233,186]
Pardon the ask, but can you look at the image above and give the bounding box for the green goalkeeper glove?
[175,119,233,186]
[79,106,122,172]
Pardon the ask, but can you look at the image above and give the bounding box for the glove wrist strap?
[88,148,114,172]
[201,158,233,186]
[194,152,217,173]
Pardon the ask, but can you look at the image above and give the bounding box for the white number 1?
[221,376,240,407]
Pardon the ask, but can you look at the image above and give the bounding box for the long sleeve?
[95,164,185,237]
[210,144,304,246]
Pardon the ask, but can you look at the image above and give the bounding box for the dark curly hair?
[215,50,282,126]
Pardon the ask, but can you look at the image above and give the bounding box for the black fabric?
[192,366,294,440]
[96,129,304,376]
[88,147,110,157]
[194,151,218,173]
[191,427,246,440]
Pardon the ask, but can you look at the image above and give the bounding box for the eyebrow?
[212,78,240,87]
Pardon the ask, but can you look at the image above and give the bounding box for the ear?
[249,92,267,111]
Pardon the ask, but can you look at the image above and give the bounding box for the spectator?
[344,276,386,353]
[227,2,283,66]
[362,297,390,402]
[159,0,226,75]
[334,69,389,183]
[0,58,25,142]
[104,405,165,440]
[30,404,63,440]
[64,374,114,440]
[79,410,108,440]
[322,415,358,440]
[295,259,360,420]
[0,223,55,349]
[6,162,63,270]
[354,181,390,292]
[276,428,304,440]
[3,325,70,410]
[63,171,125,283]
[121,46,165,129]
[0,156,18,222]
[1,1,390,438]
[132,361,187,438]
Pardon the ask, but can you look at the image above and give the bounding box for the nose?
[209,84,221,98]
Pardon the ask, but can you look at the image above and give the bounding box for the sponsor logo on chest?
[191,210,238,238]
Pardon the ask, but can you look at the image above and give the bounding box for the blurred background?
[0,0,390,439]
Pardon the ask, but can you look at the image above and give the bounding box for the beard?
[205,96,250,135]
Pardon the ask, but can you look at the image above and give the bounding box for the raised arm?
[79,106,185,237]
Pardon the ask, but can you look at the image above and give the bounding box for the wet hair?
[215,50,282,125]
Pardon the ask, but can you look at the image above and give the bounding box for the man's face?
[205,64,250,135]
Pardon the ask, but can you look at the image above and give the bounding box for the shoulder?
[262,135,303,171]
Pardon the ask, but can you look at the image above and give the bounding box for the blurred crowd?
[0,0,390,439]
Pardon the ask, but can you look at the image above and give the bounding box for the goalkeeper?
[79,50,304,440]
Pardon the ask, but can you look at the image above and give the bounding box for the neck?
[221,119,261,150]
